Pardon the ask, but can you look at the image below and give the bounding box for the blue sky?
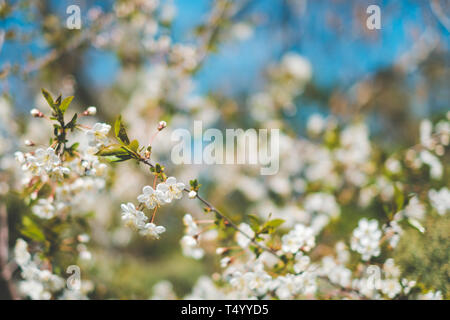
[1,0,448,111]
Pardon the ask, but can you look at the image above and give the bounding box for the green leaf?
[21,216,46,242]
[114,115,130,145]
[248,214,261,232]
[66,113,78,130]
[60,96,74,113]
[265,219,285,229]
[394,183,405,212]
[128,139,139,152]
[69,142,79,151]
[111,155,133,162]
[95,145,129,157]
[55,95,62,106]
[41,88,54,108]
[408,218,425,233]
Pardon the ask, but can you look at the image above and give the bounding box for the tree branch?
[0,204,19,300]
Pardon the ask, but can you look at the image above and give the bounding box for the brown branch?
[0,204,19,300]
[138,157,280,260]
[22,14,114,75]
[138,157,372,298]
[430,0,450,32]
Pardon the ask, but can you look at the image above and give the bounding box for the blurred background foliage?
[0,0,449,299]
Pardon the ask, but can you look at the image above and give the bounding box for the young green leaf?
[66,113,78,130]
[128,139,139,152]
[41,88,54,108]
[114,115,130,145]
[21,216,46,242]
[59,96,74,113]
[95,145,130,157]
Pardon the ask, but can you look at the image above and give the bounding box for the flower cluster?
[120,177,185,239]
[15,147,69,180]
[351,218,382,261]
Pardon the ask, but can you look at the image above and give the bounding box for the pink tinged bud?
[216,247,227,255]
[30,108,42,117]
[158,120,167,131]
[86,106,97,115]
[24,140,35,146]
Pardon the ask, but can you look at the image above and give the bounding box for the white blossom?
[137,185,166,209]
[86,123,111,148]
[281,224,315,253]
[32,198,56,219]
[120,202,148,229]
[428,187,449,216]
[351,218,382,261]
[139,223,166,239]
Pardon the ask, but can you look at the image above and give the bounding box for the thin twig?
[138,156,371,298]
[138,157,280,260]
[0,204,19,300]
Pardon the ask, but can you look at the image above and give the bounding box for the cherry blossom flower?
[86,122,111,148]
[159,177,185,202]
[137,185,166,209]
[120,202,148,229]
[139,223,166,239]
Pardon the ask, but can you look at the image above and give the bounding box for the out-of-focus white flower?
[307,114,326,136]
[420,119,433,149]
[403,196,425,220]
[160,0,177,24]
[231,23,253,41]
[14,239,31,266]
[420,150,442,179]
[14,238,66,300]
[180,235,204,260]
[19,280,50,300]
[236,223,255,248]
[293,252,311,273]
[151,280,177,300]
[139,223,166,239]
[51,165,70,179]
[381,279,402,298]
[183,214,199,236]
[428,187,449,216]
[169,44,198,71]
[419,290,443,300]
[32,198,56,219]
[242,265,272,296]
[281,224,315,253]
[281,52,312,82]
[351,218,382,261]
[385,157,401,174]
[304,192,340,219]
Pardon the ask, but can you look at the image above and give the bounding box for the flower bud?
[188,190,197,199]
[30,108,42,117]
[24,139,35,146]
[86,106,97,116]
[216,247,228,255]
[158,120,167,131]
